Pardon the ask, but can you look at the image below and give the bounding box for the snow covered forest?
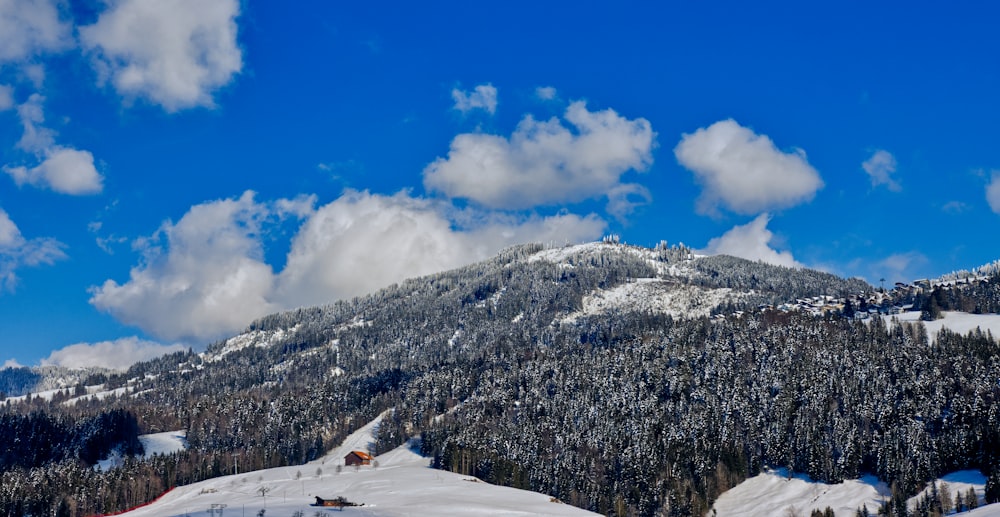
[2,242,1000,516]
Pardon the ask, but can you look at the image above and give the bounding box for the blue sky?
[1,1,999,369]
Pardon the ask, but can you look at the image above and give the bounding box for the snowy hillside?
[709,469,889,516]
[119,414,597,517]
[887,311,1000,343]
[710,469,991,517]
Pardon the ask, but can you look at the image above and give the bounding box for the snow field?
[710,468,995,517]
[118,413,598,517]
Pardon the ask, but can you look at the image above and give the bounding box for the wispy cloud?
[0,207,66,291]
[535,86,557,100]
[861,149,901,192]
[451,83,498,115]
[3,94,103,195]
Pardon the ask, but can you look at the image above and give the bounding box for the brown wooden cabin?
[312,496,356,508]
[344,450,373,466]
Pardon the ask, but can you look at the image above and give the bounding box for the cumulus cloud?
[535,86,557,100]
[862,149,901,191]
[987,171,1000,215]
[2,359,23,369]
[3,94,104,194]
[40,336,187,371]
[424,101,655,212]
[80,0,243,111]
[674,119,824,216]
[276,190,604,308]
[89,191,285,342]
[451,83,498,114]
[0,207,66,290]
[701,213,801,268]
[5,147,102,194]
[0,0,72,63]
[92,190,605,343]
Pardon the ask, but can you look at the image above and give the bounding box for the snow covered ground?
[710,469,993,517]
[140,430,188,457]
[118,414,597,517]
[961,503,1000,516]
[886,311,1000,343]
[710,469,889,516]
[561,278,738,324]
[97,430,189,471]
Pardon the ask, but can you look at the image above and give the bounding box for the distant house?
[345,450,373,466]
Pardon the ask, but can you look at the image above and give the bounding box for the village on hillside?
[729,273,997,321]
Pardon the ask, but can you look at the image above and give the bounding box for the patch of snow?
[527,242,607,265]
[528,241,699,280]
[906,470,986,512]
[885,311,1000,344]
[959,503,1000,516]
[4,387,65,403]
[140,430,188,458]
[710,468,889,516]
[97,431,188,472]
[204,324,302,362]
[562,279,739,324]
[713,469,992,517]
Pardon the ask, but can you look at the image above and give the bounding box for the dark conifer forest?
[2,242,999,516]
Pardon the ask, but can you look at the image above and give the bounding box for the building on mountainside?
[344,450,373,466]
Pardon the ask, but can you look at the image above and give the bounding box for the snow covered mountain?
[3,241,1000,517]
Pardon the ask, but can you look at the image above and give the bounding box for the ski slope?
[118,413,597,517]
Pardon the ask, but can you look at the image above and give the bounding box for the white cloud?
[535,86,557,100]
[0,84,13,110]
[451,83,498,115]
[92,190,605,343]
[674,119,824,216]
[862,149,901,191]
[40,337,187,371]
[0,0,72,63]
[80,0,243,112]
[0,207,66,290]
[2,358,23,369]
[701,213,801,268]
[14,93,54,152]
[5,147,103,194]
[987,171,1000,215]
[424,101,655,212]
[276,190,604,308]
[89,191,283,342]
[4,94,104,194]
